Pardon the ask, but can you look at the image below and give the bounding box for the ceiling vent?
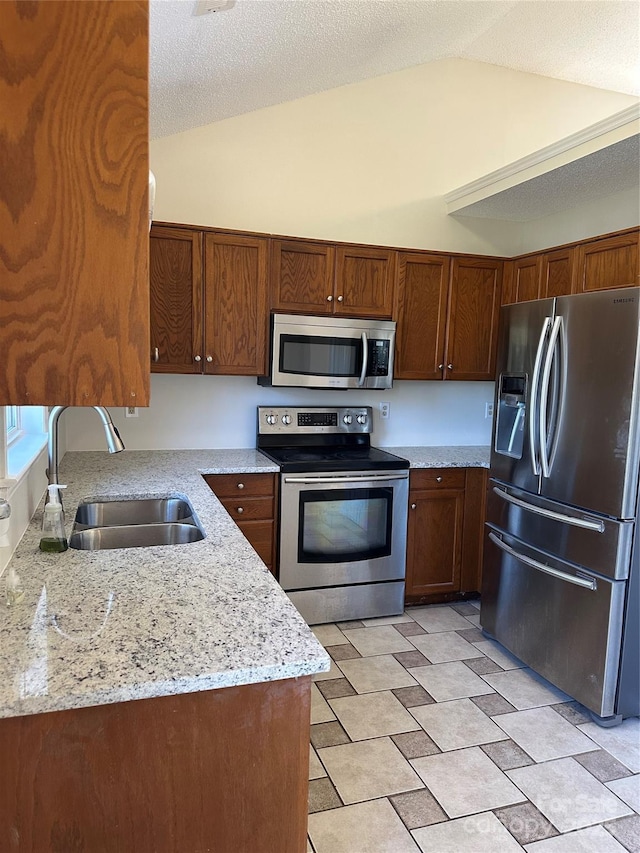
[193,0,235,16]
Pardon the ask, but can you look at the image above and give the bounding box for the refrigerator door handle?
[529,317,552,476]
[539,316,563,478]
[488,531,598,590]
[492,486,605,533]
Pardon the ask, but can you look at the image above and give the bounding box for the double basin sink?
[69,497,206,550]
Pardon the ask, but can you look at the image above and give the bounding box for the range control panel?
[258,406,372,435]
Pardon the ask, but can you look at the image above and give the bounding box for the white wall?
[515,186,640,255]
[150,58,637,255]
[0,447,47,577]
[63,375,494,451]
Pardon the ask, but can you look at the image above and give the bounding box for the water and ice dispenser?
[495,373,527,458]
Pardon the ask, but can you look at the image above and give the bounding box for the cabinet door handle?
[206,355,213,363]
[194,355,201,362]
[237,483,244,490]
[236,507,244,514]
[438,364,444,370]
[326,295,333,302]
[411,503,417,510]
[447,363,453,370]
[337,295,344,302]
[153,347,159,363]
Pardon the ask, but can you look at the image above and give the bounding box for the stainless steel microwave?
[258,313,396,390]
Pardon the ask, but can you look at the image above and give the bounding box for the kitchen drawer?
[204,473,275,498]
[220,496,274,522]
[410,469,466,491]
[237,520,274,567]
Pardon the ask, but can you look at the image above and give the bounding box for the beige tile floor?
[306,603,640,853]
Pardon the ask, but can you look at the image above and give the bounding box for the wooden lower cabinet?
[0,678,311,853]
[204,473,278,573]
[405,468,487,604]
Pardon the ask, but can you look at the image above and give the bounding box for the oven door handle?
[358,331,369,387]
[284,473,408,484]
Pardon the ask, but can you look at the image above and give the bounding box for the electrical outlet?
[485,402,494,419]
[125,406,139,418]
[380,402,390,420]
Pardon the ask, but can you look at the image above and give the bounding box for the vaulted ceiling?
[150,0,640,139]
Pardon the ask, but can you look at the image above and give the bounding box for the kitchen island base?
[0,677,311,853]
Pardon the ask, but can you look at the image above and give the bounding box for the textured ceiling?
[150,0,640,139]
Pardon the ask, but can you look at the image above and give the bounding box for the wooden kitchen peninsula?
[0,450,329,853]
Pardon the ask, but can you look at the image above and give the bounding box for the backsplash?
[63,375,495,451]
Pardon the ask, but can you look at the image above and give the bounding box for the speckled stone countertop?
[387,446,490,468]
[0,450,329,720]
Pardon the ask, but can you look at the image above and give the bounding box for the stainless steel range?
[257,406,409,625]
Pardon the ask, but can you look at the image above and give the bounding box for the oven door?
[279,470,409,590]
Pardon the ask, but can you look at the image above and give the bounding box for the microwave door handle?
[358,332,368,387]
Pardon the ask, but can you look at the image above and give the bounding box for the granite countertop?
[387,445,490,469]
[0,450,329,720]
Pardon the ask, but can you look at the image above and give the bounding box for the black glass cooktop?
[258,444,409,473]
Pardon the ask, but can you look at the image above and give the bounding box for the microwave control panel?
[368,340,390,376]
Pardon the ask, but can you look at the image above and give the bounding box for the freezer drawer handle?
[488,531,597,590]
[284,473,408,485]
[492,486,605,533]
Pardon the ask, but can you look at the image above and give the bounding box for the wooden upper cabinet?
[270,240,336,314]
[541,247,575,298]
[150,226,203,374]
[394,253,450,380]
[445,258,502,381]
[203,233,269,375]
[335,246,396,318]
[0,0,150,406]
[575,231,640,293]
[502,256,541,304]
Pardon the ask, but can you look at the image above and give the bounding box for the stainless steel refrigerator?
[481,286,640,723]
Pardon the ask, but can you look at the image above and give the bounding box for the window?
[5,406,21,445]
[3,406,48,481]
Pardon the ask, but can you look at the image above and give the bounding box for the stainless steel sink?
[69,497,205,550]
[74,498,195,529]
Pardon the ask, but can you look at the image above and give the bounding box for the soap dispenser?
[40,485,68,552]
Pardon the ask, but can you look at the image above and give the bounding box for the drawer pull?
[436,476,442,482]
[236,507,244,514]
[237,483,244,490]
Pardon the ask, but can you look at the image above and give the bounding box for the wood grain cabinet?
[443,257,503,381]
[0,678,310,853]
[150,225,203,373]
[150,227,269,376]
[541,247,575,298]
[204,473,278,573]
[394,253,450,380]
[503,250,575,304]
[502,256,542,304]
[575,230,640,293]
[0,0,150,406]
[203,233,269,375]
[271,239,396,318]
[270,239,336,314]
[395,254,502,381]
[405,468,487,603]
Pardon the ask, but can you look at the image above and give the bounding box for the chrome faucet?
[46,406,125,503]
